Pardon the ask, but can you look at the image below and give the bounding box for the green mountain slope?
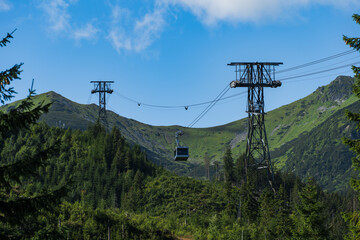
[1,75,357,192]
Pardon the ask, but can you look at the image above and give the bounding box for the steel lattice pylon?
[228,62,282,191]
[91,81,114,124]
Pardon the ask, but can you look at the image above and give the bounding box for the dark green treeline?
[0,121,357,239]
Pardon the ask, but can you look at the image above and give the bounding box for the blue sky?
[1,0,360,127]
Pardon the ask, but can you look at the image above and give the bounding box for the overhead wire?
[113,84,236,128]
[110,50,358,111]
[184,51,358,127]
[277,49,356,74]
[187,85,231,128]
[95,49,359,128]
[278,61,360,82]
[113,88,246,110]
[284,70,354,83]
[87,93,93,104]
[280,55,360,77]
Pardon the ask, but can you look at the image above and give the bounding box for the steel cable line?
[105,51,359,125]
[278,61,360,82]
[110,51,358,110]
[277,49,356,74]
[282,55,360,77]
[278,55,360,79]
[113,88,246,110]
[284,70,354,83]
[187,85,230,128]
[87,93,92,104]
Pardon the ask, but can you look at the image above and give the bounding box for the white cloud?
[40,0,72,32]
[133,9,166,51]
[315,0,360,8]
[108,29,132,51]
[40,0,99,42]
[0,0,11,11]
[163,0,360,24]
[111,4,132,24]
[108,5,166,53]
[73,23,100,41]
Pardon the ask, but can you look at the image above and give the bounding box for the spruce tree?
[0,30,67,238]
[273,185,293,239]
[223,146,235,184]
[342,13,360,240]
[291,178,328,240]
[204,152,210,180]
[235,153,246,186]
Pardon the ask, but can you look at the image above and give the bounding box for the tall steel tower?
[91,81,114,124]
[228,62,282,191]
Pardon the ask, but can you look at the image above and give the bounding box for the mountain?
[1,75,357,192]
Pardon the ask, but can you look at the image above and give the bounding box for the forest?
[2,13,360,240]
[1,120,358,239]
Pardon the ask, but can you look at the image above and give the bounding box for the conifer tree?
[204,152,210,180]
[342,13,360,240]
[0,30,67,238]
[239,182,259,224]
[257,188,276,239]
[273,185,293,239]
[235,153,246,186]
[291,178,328,240]
[223,146,235,184]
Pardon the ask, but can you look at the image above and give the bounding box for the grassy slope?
[1,76,356,190]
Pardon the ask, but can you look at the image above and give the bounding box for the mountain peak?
[315,75,354,103]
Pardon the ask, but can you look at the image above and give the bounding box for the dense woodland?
[2,14,360,240]
[0,120,357,239]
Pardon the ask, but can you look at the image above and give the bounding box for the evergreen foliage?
[0,28,356,239]
[291,178,329,239]
[223,146,235,185]
[3,74,358,192]
[204,152,210,180]
[0,109,352,239]
[0,31,67,238]
[342,13,360,240]
[235,153,246,186]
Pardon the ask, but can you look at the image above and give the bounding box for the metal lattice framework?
[228,62,282,191]
[91,81,114,124]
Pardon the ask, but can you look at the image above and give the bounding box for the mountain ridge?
[1,75,357,192]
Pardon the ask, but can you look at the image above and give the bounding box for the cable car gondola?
[174,130,189,161]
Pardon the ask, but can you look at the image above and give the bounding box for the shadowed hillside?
[1,75,356,192]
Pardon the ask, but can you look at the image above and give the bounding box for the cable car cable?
[87,93,92,104]
[110,51,358,111]
[187,85,230,128]
[188,87,230,128]
[277,49,356,74]
[278,61,360,82]
[187,84,229,128]
[112,88,246,110]
[277,56,360,81]
[283,70,354,83]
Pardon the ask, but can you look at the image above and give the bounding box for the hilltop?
[1,75,357,192]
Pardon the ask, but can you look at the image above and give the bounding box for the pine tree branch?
[353,14,360,25]
[342,137,360,156]
[345,110,360,128]
[0,96,51,138]
[0,185,68,225]
[0,144,58,191]
[0,29,16,48]
[343,36,360,51]
[0,63,23,104]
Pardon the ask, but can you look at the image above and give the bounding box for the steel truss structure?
[228,62,282,191]
[91,81,114,124]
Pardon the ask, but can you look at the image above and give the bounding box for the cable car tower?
[91,81,114,124]
[228,62,282,191]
